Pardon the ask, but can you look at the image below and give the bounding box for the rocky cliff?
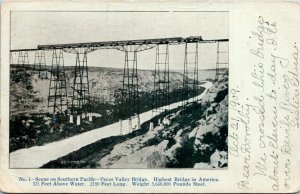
[9,67,184,115]
[97,72,228,168]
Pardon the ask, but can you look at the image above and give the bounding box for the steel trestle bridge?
[10,36,229,132]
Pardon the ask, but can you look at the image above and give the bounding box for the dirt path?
[10,82,212,168]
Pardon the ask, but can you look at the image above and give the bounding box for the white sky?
[11,11,228,70]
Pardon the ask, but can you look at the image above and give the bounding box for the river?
[9,81,212,168]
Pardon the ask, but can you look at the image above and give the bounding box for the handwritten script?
[229,16,299,192]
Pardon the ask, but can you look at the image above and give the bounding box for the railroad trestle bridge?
[10,36,228,132]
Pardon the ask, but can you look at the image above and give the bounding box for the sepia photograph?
[9,11,229,169]
[1,1,300,193]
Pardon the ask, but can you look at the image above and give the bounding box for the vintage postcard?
[0,0,299,193]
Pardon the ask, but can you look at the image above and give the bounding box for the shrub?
[214,88,228,103]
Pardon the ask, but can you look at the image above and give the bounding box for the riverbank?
[10,82,212,168]
[40,75,228,169]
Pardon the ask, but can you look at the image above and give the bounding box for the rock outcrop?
[96,72,228,168]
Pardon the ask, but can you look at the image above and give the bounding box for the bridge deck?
[10,36,229,52]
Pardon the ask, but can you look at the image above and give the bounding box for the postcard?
[0,0,299,193]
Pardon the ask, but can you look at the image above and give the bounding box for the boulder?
[210,149,228,168]
[194,162,211,169]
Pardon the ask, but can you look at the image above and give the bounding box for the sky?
[11,11,228,70]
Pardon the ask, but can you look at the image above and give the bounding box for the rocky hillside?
[98,72,228,168]
[43,72,228,169]
[9,67,184,115]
